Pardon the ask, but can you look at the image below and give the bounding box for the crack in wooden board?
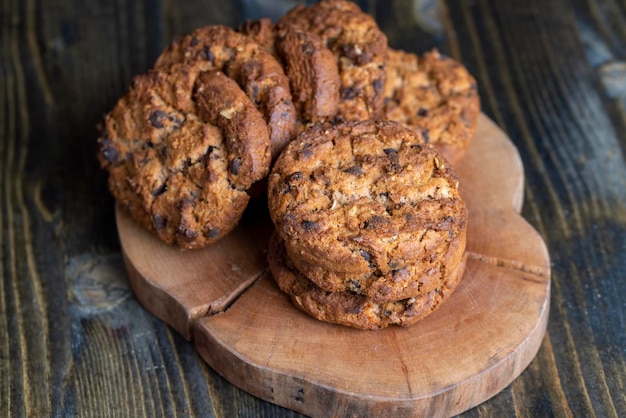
[465,251,550,279]
[463,207,551,279]
[118,204,273,340]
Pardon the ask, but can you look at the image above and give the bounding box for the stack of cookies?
[97,0,478,329]
[267,120,468,329]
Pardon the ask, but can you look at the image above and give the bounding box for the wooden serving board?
[117,115,551,418]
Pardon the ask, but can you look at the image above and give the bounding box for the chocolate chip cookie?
[98,62,271,249]
[268,120,467,291]
[285,217,466,303]
[279,0,388,122]
[240,18,341,126]
[154,24,296,159]
[384,48,480,163]
[268,232,467,330]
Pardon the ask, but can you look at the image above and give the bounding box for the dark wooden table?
[1,0,624,416]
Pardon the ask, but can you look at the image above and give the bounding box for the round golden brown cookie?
[154,25,296,159]
[98,62,271,249]
[286,215,466,304]
[279,0,388,122]
[383,49,480,163]
[268,120,466,283]
[240,19,341,126]
[268,232,467,330]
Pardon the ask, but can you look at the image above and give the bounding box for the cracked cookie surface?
[268,232,467,330]
[240,18,341,127]
[155,25,296,159]
[98,62,271,249]
[384,49,480,163]
[279,0,388,122]
[268,120,467,291]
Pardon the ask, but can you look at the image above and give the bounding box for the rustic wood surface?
[116,114,552,417]
[0,0,624,417]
